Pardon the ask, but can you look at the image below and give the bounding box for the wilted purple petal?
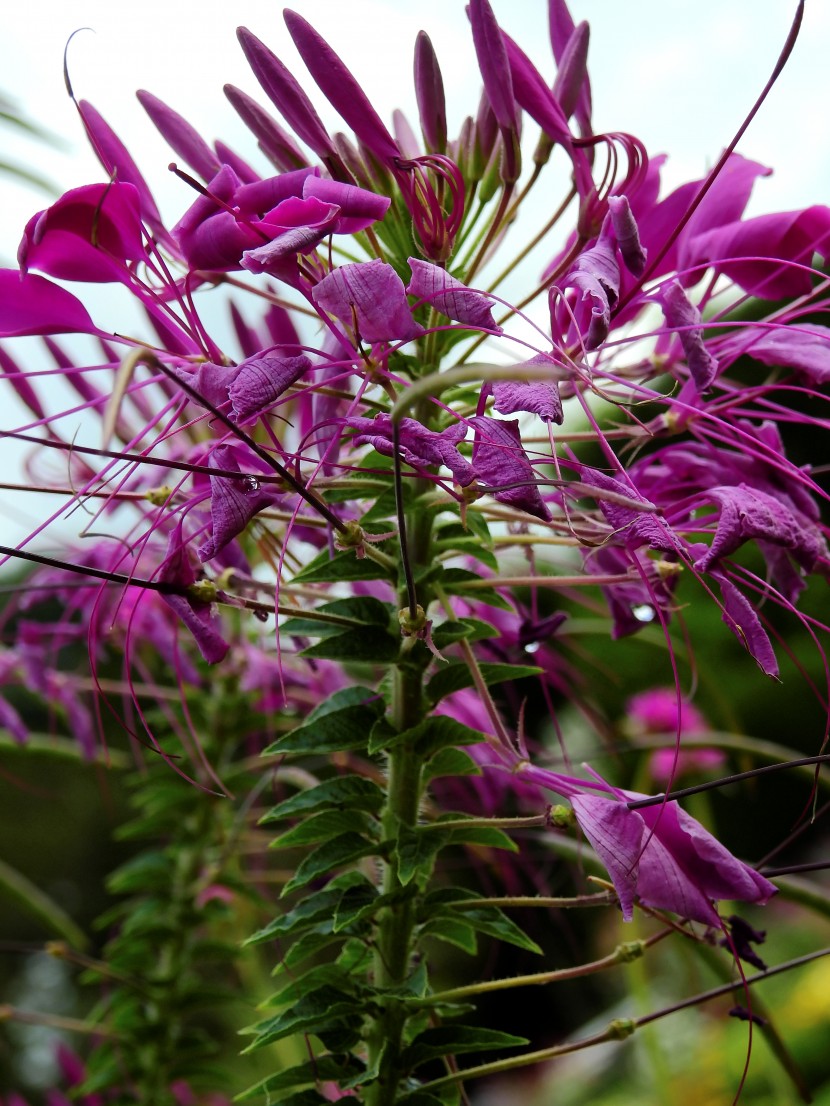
[347,413,474,486]
[581,467,681,553]
[228,350,311,424]
[693,483,824,574]
[707,566,779,677]
[312,260,424,344]
[415,31,447,153]
[470,416,551,520]
[660,280,718,392]
[407,257,501,332]
[0,270,99,337]
[560,229,620,349]
[492,374,563,424]
[283,10,400,162]
[159,523,229,664]
[746,323,830,385]
[608,195,647,276]
[137,91,220,183]
[198,446,282,562]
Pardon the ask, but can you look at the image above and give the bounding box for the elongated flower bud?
[136,91,220,183]
[414,31,447,153]
[224,84,308,172]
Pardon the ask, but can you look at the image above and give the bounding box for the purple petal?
[560,229,620,349]
[347,413,474,486]
[492,373,563,424]
[312,260,424,344]
[660,281,718,392]
[173,164,263,272]
[198,445,282,562]
[235,168,316,215]
[228,350,311,424]
[224,84,309,173]
[414,32,448,153]
[746,323,830,385]
[19,182,146,284]
[78,100,169,245]
[708,567,779,677]
[0,270,99,337]
[303,176,390,233]
[552,20,590,122]
[283,10,400,162]
[470,0,517,132]
[159,524,229,665]
[470,416,551,521]
[237,28,337,163]
[0,346,46,419]
[136,91,220,183]
[580,466,681,553]
[407,257,502,332]
[570,794,642,920]
[693,484,825,574]
[608,195,647,277]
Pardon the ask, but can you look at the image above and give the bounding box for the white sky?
[0,0,827,546]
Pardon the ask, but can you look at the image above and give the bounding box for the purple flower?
[0,270,100,338]
[159,522,230,664]
[312,260,424,345]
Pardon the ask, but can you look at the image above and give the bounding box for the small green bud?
[608,1017,637,1040]
[549,804,577,829]
[189,580,218,603]
[399,604,428,636]
[145,485,174,505]
[334,519,365,551]
[615,939,646,964]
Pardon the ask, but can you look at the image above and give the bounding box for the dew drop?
[524,641,541,654]
[242,475,260,493]
[632,604,656,623]
[253,607,269,622]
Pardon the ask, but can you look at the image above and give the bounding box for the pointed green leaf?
[422,747,482,782]
[282,834,378,895]
[333,880,380,931]
[419,916,478,955]
[237,1055,366,1099]
[260,776,385,824]
[264,690,384,756]
[439,567,513,611]
[427,662,542,704]
[292,548,393,584]
[397,825,449,887]
[246,872,366,945]
[270,809,376,848]
[301,626,400,663]
[401,1026,529,1071]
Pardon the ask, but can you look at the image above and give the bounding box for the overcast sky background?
[0,0,827,546]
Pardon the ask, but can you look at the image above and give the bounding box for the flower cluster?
[1,0,828,1101]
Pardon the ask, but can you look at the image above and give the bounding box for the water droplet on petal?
[632,604,655,623]
[524,641,541,654]
[242,475,260,493]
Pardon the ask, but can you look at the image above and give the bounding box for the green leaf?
[453,906,542,955]
[385,716,488,759]
[401,1026,529,1071]
[301,626,400,663]
[333,880,381,931]
[282,834,378,895]
[292,548,393,584]
[430,618,499,649]
[284,595,393,636]
[434,536,498,571]
[267,964,358,1008]
[445,823,519,852]
[260,776,385,824]
[244,985,362,1051]
[419,916,478,955]
[422,747,482,782]
[277,928,340,972]
[246,873,366,945]
[237,1055,366,1099]
[270,809,376,848]
[396,825,449,887]
[264,690,384,756]
[439,567,513,611]
[427,662,542,704]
